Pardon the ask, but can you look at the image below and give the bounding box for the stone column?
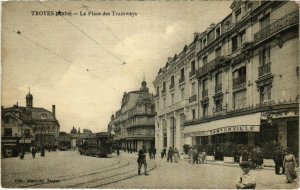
[208,136,212,144]
[278,121,287,147]
[248,132,255,146]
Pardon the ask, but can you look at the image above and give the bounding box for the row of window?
[199,13,270,68]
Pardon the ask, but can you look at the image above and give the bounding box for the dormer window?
[235,8,242,22]
[215,26,221,39]
[232,35,238,53]
[202,37,207,48]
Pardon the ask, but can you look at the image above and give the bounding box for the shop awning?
[183,112,261,137]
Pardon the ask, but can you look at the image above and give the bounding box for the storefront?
[183,113,261,145]
[184,111,299,160]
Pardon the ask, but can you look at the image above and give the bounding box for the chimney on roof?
[52,105,56,118]
[167,57,172,63]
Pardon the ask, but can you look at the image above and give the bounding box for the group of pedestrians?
[164,147,180,163]
[148,147,156,159]
[188,147,206,164]
[273,146,298,183]
[19,145,47,159]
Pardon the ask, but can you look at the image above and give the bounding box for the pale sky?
[1,1,232,133]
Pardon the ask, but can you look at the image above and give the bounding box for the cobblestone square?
[1,150,299,189]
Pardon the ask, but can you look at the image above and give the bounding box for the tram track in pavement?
[18,159,129,188]
[68,161,157,188]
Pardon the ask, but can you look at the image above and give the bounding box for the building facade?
[1,91,60,156]
[153,38,197,154]
[154,1,299,158]
[109,81,155,151]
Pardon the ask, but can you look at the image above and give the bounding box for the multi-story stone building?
[109,81,155,151]
[1,91,60,156]
[154,1,299,157]
[153,36,198,153]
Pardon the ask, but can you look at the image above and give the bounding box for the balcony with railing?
[254,11,299,44]
[179,77,185,84]
[127,118,155,129]
[202,90,208,98]
[197,59,216,78]
[189,94,197,103]
[185,97,299,126]
[189,70,196,78]
[258,62,271,77]
[233,75,246,88]
[215,83,222,93]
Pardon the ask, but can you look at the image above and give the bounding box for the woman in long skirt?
[283,148,297,183]
[173,148,180,163]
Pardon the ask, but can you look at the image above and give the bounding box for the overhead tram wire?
[38,2,125,67]
[82,5,135,55]
[13,30,104,82]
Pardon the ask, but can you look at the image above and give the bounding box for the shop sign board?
[183,125,260,137]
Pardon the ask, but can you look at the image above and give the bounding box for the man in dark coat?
[153,148,156,159]
[167,147,174,163]
[137,146,148,175]
[273,146,284,175]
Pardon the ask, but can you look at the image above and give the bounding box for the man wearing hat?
[273,146,284,175]
[137,145,148,175]
[236,161,256,189]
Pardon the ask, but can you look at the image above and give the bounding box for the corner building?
[153,38,198,154]
[110,81,155,151]
[154,1,299,157]
[1,91,60,155]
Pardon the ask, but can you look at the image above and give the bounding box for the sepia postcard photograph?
[1,0,299,189]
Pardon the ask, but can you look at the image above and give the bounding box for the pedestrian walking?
[137,146,148,175]
[148,147,152,159]
[167,147,174,163]
[201,151,206,164]
[163,147,166,158]
[117,148,120,156]
[273,146,284,175]
[173,148,180,163]
[193,147,199,164]
[41,145,45,157]
[235,161,256,189]
[19,147,25,160]
[188,147,194,164]
[153,148,156,159]
[161,149,164,159]
[31,146,36,159]
[283,147,297,183]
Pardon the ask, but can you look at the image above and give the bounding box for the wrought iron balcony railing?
[258,62,271,77]
[233,75,246,88]
[215,83,222,93]
[254,11,299,43]
[202,90,208,98]
[189,94,197,103]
